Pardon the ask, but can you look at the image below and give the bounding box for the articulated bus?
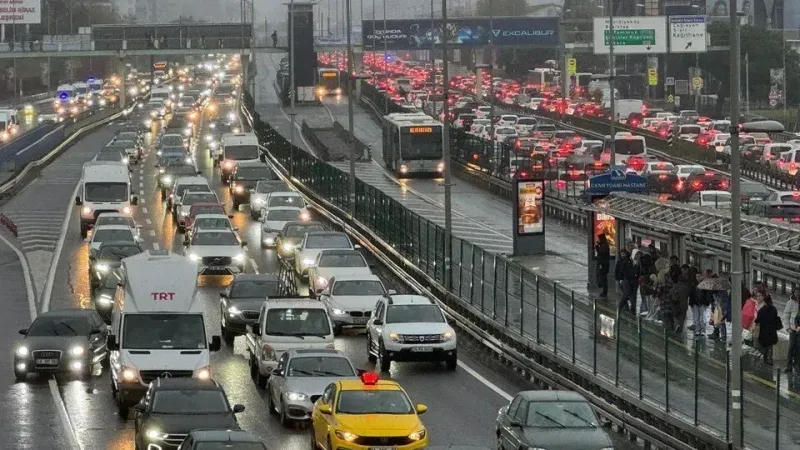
[381,113,445,178]
[316,68,342,96]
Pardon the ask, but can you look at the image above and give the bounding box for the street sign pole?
[608,4,616,165]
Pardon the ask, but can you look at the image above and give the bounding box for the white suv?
[366,295,457,371]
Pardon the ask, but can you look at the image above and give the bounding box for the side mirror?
[75,196,82,205]
[258,214,265,222]
[131,196,139,205]
[354,244,362,249]
[233,227,239,231]
[415,404,427,415]
[249,324,261,336]
[241,241,247,247]
[107,335,119,350]
[387,289,397,295]
[18,328,27,335]
[318,404,332,414]
[249,189,255,194]
[233,404,246,413]
[509,419,523,428]
[219,291,227,298]
[183,237,190,246]
[272,369,283,377]
[133,403,145,412]
[209,335,221,351]
[197,171,203,175]
[372,319,383,326]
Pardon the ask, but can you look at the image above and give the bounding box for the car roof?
[518,390,588,402]
[190,202,224,208]
[96,212,129,219]
[189,429,262,443]
[37,308,95,319]
[387,294,434,305]
[152,377,222,390]
[306,231,347,238]
[232,273,279,283]
[98,240,140,248]
[195,228,236,235]
[93,224,132,231]
[332,273,382,283]
[286,348,346,358]
[338,378,402,391]
[266,206,302,211]
[270,191,301,196]
[319,249,361,256]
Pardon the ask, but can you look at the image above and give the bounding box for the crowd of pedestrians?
[595,237,800,370]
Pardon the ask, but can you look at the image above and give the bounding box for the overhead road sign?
[586,167,648,195]
[0,0,41,24]
[593,16,667,55]
[669,16,707,53]
[362,17,560,50]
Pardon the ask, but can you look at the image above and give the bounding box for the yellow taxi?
[311,372,428,450]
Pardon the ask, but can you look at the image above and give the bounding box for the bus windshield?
[400,127,443,160]
[614,138,645,156]
[319,71,339,89]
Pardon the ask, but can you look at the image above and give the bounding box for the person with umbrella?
[698,274,732,342]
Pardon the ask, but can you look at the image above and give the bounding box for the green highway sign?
[603,29,656,46]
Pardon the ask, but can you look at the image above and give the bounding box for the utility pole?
[441,0,452,291]
[487,0,495,142]
[346,0,357,216]
[289,0,296,176]
[607,0,616,164]
[430,0,436,117]
[382,0,388,113]
[729,1,743,448]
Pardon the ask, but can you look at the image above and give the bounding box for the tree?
[474,0,531,17]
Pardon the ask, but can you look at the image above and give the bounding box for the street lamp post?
[345,0,357,216]
[440,0,452,291]
[487,0,495,142]
[289,0,296,176]
[607,0,616,164]
[382,0,388,113]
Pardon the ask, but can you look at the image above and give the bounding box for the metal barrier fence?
[242,91,797,450]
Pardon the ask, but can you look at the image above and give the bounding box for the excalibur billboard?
[362,17,560,50]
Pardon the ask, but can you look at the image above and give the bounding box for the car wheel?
[80,225,88,239]
[279,399,292,427]
[233,200,240,211]
[267,386,278,415]
[366,334,377,363]
[160,188,166,197]
[249,356,259,382]
[14,369,26,382]
[222,325,235,347]
[496,432,504,450]
[333,324,343,336]
[378,341,391,372]
[117,395,129,419]
[445,352,457,371]
[250,209,257,220]
[310,429,318,450]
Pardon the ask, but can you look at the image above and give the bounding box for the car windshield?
[196,444,266,450]
[332,280,385,296]
[93,229,134,243]
[265,308,331,336]
[122,314,206,350]
[256,182,282,193]
[681,126,701,134]
[175,184,210,198]
[192,205,224,216]
[230,279,281,298]
[386,304,444,323]
[318,253,366,267]
[741,183,770,195]
[161,135,183,146]
[85,182,128,202]
[287,356,355,377]
[96,216,132,228]
[285,224,326,238]
[680,167,705,175]
[266,209,301,221]
[118,133,137,141]
[192,231,239,246]
[98,245,141,259]
[268,195,304,208]
[525,400,599,428]
[27,316,90,336]
[115,140,135,148]
[305,234,351,249]
[225,145,259,160]
[236,167,274,180]
[95,153,123,162]
[336,390,414,414]
[183,194,218,206]
[152,390,228,414]
[194,218,231,230]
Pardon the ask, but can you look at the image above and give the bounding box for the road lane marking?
[49,378,84,450]
[41,180,80,312]
[142,207,148,214]
[153,243,160,250]
[0,233,35,320]
[457,361,512,401]
[248,257,259,274]
[140,198,145,205]
[148,230,156,236]
[145,218,152,225]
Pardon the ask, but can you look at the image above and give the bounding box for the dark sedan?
[275,221,326,259]
[88,240,144,295]
[229,165,278,209]
[134,378,243,450]
[219,273,285,344]
[496,390,613,450]
[177,429,267,450]
[14,309,109,381]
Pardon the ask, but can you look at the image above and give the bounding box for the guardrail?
[242,90,797,450]
[0,91,53,108]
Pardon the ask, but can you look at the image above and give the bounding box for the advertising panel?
[362,17,560,50]
[0,0,41,24]
[516,180,544,236]
[593,210,617,256]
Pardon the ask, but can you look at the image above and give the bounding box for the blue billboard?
[586,167,648,195]
[361,17,560,50]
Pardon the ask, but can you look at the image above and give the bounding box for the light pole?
[289,0,296,176]
[430,0,436,117]
[440,0,452,291]
[607,0,616,165]
[382,0,388,113]
[487,0,495,142]
[729,2,743,448]
[345,0,357,216]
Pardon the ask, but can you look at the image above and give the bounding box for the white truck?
[0,108,19,140]
[75,161,138,238]
[107,250,221,418]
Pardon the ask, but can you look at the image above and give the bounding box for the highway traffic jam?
[7,54,629,450]
[314,52,800,219]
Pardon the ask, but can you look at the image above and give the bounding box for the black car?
[219,274,287,344]
[89,240,144,294]
[275,221,326,259]
[680,171,730,197]
[178,429,267,450]
[229,165,278,209]
[159,163,200,195]
[133,378,244,450]
[14,309,109,381]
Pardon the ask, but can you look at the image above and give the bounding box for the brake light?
[659,174,667,179]
[705,171,714,176]
[719,179,730,189]
[691,180,702,189]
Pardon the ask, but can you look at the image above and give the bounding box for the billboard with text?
[0,0,40,24]
[362,17,560,50]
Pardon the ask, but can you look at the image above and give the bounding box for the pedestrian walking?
[271,31,278,47]
[784,288,800,373]
[667,265,692,333]
[595,234,611,299]
[754,292,781,366]
[615,249,639,313]
[690,270,715,338]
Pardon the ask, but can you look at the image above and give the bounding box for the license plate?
[410,347,433,352]
[208,266,225,271]
[369,447,396,450]
[353,317,369,324]
[36,359,58,365]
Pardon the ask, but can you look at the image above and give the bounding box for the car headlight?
[95,263,110,273]
[389,332,401,342]
[233,253,245,262]
[81,206,92,215]
[188,253,200,261]
[209,141,218,149]
[282,243,295,252]
[193,366,211,379]
[121,366,138,382]
[299,211,311,221]
[70,346,85,356]
[331,308,346,315]
[121,206,132,215]
[408,429,427,441]
[253,197,264,205]
[334,430,358,442]
[122,157,129,164]
[161,175,172,184]
[440,331,454,341]
[234,186,244,193]
[205,134,213,142]
[150,110,157,118]
[285,392,307,401]
[316,276,328,288]
[97,294,113,306]
[16,346,29,357]
[99,99,107,106]
[158,167,165,173]
[146,429,169,440]
[180,211,188,217]
[228,306,241,315]
[302,258,315,267]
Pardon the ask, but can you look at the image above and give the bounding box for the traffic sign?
[665,77,675,86]
[669,16,707,53]
[568,58,577,75]
[692,77,703,90]
[648,68,658,86]
[593,16,668,55]
[770,99,778,107]
[667,94,675,103]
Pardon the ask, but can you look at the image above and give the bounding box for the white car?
[308,249,373,295]
[642,161,675,176]
[497,115,518,127]
[293,231,358,280]
[574,140,603,156]
[475,105,491,118]
[674,164,706,181]
[259,206,305,248]
[261,191,308,215]
[493,127,518,142]
[365,294,457,371]
[185,229,247,275]
[319,274,395,334]
[529,97,544,109]
[515,117,537,135]
[88,224,139,257]
[186,213,235,238]
[249,180,288,219]
[176,191,220,230]
[710,134,730,154]
[95,212,139,237]
[686,190,732,209]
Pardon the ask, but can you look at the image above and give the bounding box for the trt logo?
[151,292,176,301]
